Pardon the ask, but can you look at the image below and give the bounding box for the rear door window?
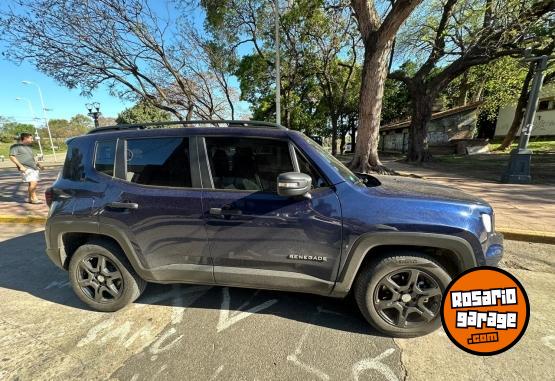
[205,137,294,192]
[94,140,116,177]
[125,137,192,188]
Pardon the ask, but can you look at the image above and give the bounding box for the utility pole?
[15,97,44,158]
[502,55,552,184]
[22,81,57,162]
[274,0,281,126]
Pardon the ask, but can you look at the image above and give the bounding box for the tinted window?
[295,148,328,188]
[206,137,293,192]
[94,140,116,176]
[126,137,192,187]
[300,134,362,186]
[63,144,86,181]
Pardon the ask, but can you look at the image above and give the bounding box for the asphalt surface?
[0,225,553,380]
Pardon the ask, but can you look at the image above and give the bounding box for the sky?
[0,0,244,125]
[0,56,132,123]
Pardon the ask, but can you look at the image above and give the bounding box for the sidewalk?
[0,166,57,222]
[382,158,555,243]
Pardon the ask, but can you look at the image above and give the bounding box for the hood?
[370,175,489,206]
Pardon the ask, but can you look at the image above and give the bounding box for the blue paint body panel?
[45,126,503,294]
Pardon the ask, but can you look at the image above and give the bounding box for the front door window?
[205,137,294,192]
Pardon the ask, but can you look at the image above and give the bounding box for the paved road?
[0,225,553,380]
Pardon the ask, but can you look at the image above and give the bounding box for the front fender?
[329,232,478,297]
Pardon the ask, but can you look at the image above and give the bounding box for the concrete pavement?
[0,167,56,220]
[0,225,553,380]
[382,158,555,243]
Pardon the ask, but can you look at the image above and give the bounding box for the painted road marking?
[217,288,278,333]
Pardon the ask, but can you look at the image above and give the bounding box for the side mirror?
[277,172,312,197]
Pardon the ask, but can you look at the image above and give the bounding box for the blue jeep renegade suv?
[44,120,503,337]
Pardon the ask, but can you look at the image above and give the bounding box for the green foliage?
[116,101,173,125]
[70,114,93,132]
[0,121,35,143]
[382,79,411,125]
[489,138,555,153]
[442,57,528,120]
[37,115,91,140]
[0,113,92,151]
[210,0,360,137]
[0,142,42,158]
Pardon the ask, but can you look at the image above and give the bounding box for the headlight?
[481,214,492,233]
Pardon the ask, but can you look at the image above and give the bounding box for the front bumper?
[483,232,504,266]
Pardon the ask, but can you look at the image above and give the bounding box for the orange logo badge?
[441,267,529,355]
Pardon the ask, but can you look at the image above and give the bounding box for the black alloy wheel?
[373,268,442,328]
[68,240,146,312]
[76,254,124,303]
[354,252,452,337]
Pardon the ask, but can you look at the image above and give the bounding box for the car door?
[96,135,213,284]
[200,135,343,295]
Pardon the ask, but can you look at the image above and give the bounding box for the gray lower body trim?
[142,264,214,284]
[46,218,99,269]
[214,266,334,295]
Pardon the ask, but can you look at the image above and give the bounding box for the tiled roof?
[380,102,482,132]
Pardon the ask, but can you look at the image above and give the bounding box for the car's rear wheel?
[68,240,146,312]
[354,252,451,337]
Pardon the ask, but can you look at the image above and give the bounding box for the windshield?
[300,134,362,185]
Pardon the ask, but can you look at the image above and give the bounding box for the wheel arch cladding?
[331,232,477,297]
[61,232,125,269]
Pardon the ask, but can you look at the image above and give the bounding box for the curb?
[0,215,553,244]
[497,227,555,245]
[0,215,46,224]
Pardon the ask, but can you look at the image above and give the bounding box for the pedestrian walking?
[9,132,45,204]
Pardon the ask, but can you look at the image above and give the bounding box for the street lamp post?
[274,0,281,126]
[22,81,57,162]
[86,102,101,128]
[15,97,44,158]
[501,55,553,184]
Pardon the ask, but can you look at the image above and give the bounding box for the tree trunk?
[331,116,338,155]
[340,130,346,155]
[407,94,434,163]
[496,62,535,151]
[350,40,393,173]
[186,104,194,121]
[285,107,291,129]
[350,116,356,152]
[472,78,485,103]
[456,71,468,106]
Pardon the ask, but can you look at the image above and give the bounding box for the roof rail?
[87,120,286,134]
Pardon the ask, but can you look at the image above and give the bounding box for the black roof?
[87,120,286,135]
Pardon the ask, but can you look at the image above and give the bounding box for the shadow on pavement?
[0,231,383,337]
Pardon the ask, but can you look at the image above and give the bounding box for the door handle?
[106,202,139,210]
[209,207,242,216]
[209,207,223,215]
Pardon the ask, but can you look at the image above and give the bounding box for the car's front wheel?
[68,240,146,312]
[354,252,451,337]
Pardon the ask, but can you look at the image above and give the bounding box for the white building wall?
[495,84,555,137]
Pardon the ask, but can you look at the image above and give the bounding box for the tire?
[68,239,147,312]
[354,251,451,337]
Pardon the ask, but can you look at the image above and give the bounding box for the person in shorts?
[9,132,45,204]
